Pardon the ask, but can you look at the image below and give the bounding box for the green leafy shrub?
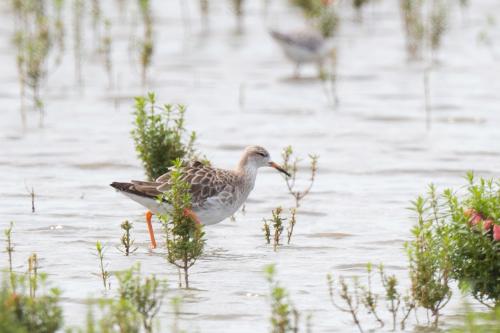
[264,265,299,333]
[411,173,500,309]
[68,265,168,333]
[407,186,452,326]
[289,0,339,38]
[443,173,500,307]
[131,93,196,181]
[0,271,63,333]
[159,159,205,288]
[115,264,167,333]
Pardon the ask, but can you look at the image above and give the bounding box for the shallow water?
[1,0,500,332]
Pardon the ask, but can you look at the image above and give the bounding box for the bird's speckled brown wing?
[151,162,240,209]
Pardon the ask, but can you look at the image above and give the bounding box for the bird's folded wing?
[130,180,163,197]
[155,165,237,207]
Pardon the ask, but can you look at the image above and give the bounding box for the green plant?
[281,146,318,208]
[326,273,363,333]
[73,0,84,85]
[289,0,339,38]
[0,268,63,333]
[118,220,138,256]
[99,18,113,88]
[407,186,452,326]
[400,0,449,60]
[263,219,271,244]
[379,264,401,330]
[95,241,111,290]
[199,0,209,27]
[170,296,183,333]
[25,184,35,213]
[76,265,167,333]
[115,264,168,333]
[409,174,499,309]
[93,297,142,333]
[428,0,448,52]
[264,207,298,249]
[359,263,384,328]
[264,265,299,333]
[353,0,370,12]
[286,208,297,245]
[447,304,500,333]
[28,253,38,298]
[13,0,53,126]
[131,93,197,181]
[290,0,317,16]
[442,173,500,307]
[138,0,153,85]
[272,208,284,251]
[5,222,14,288]
[477,15,498,60]
[231,0,245,30]
[53,0,65,65]
[160,159,205,288]
[264,207,285,251]
[400,290,416,330]
[399,0,424,58]
[316,4,339,38]
[91,0,102,43]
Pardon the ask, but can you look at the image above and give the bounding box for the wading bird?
[111,146,290,248]
[270,29,335,77]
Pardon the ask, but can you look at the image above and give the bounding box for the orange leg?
[183,208,202,225]
[146,210,157,249]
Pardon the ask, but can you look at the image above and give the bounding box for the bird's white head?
[238,145,290,177]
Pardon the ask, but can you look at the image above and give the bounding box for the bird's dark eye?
[256,152,266,157]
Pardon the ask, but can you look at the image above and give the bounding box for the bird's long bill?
[268,161,291,177]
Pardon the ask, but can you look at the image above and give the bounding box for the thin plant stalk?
[400,292,416,330]
[379,264,401,331]
[360,263,384,327]
[25,184,35,213]
[263,219,271,244]
[119,220,137,256]
[28,253,38,298]
[281,146,318,208]
[171,296,182,333]
[286,208,297,245]
[327,274,364,333]
[271,207,284,251]
[424,67,431,131]
[4,222,14,289]
[99,19,113,89]
[96,240,111,290]
[73,0,84,86]
[138,0,153,86]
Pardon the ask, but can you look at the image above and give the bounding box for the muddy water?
[1,0,499,332]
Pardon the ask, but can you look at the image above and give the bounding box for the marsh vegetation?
[1,0,499,332]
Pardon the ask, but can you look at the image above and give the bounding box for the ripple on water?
[69,162,137,170]
[305,232,353,239]
[436,116,486,124]
[197,313,260,321]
